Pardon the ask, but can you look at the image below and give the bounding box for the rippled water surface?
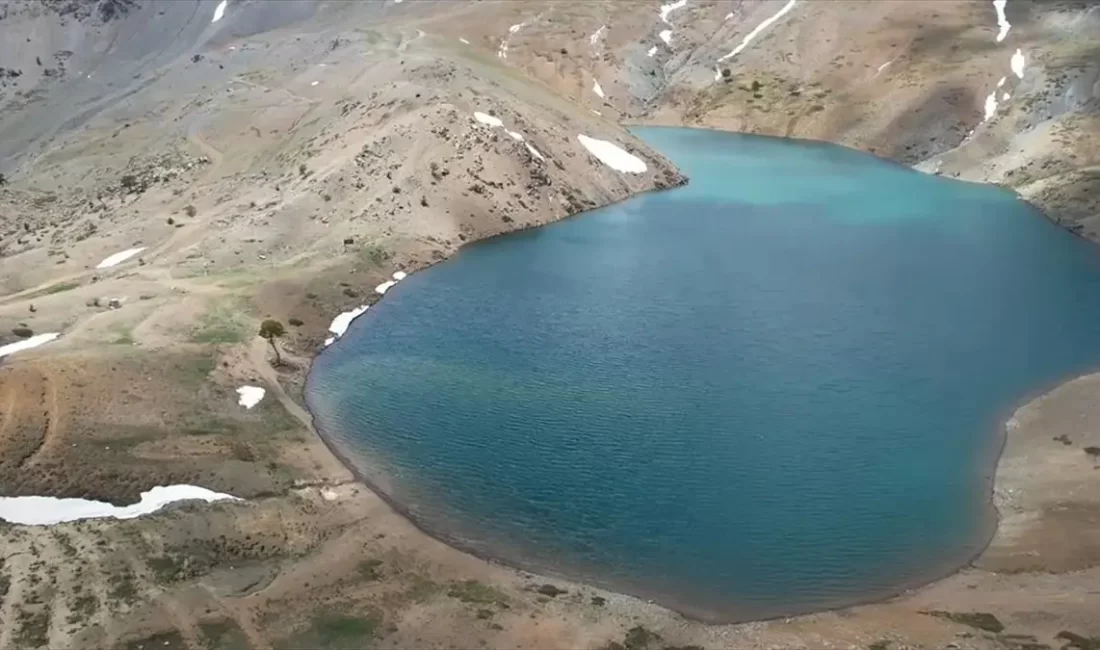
[307,127,1100,620]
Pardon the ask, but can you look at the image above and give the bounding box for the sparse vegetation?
[66,594,99,624]
[288,317,304,327]
[107,570,139,604]
[184,204,197,217]
[279,610,383,649]
[357,558,383,581]
[922,610,1004,633]
[43,280,80,295]
[359,242,392,267]
[446,579,510,606]
[15,607,50,648]
[1057,631,1100,650]
[1084,446,1100,458]
[11,326,33,338]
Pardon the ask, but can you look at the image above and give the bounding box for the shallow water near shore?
[306,127,1100,621]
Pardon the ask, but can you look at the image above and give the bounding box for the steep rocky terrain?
[0,0,1097,648]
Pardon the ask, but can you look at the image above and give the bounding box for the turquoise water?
[306,127,1100,621]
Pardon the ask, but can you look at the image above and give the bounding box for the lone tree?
[259,319,286,365]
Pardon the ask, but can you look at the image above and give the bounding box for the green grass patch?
[190,301,250,344]
[199,620,251,650]
[278,609,383,649]
[358,242,392,268]
[173,354,218,384]
[922,610,1004,633]
[44,280,80,295]
[446,579,510,606]
[123,631,187,650]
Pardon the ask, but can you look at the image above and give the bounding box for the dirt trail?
[22,369,62,468]
[247,337,314,432]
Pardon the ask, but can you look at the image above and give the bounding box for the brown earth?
[0,0,1098,648]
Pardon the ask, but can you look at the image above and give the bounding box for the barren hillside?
[0,1,1097,648]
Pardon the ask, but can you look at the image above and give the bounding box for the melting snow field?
[326,305,369,346]
[659,0,687,23]
[659,30,673,45]
[473,111,504,128]
[993,0,1011,42]
[1011,48,1026,78]
[593,80,605,98]
[211,0,228,23]
[577,135,647,174]
[96,247,145,269]
[0,485,239,526]
[237,386,266,409]
[0,333,60,359]
[325,272,409,346]
[647,45,658,57]
[719,0,798,62]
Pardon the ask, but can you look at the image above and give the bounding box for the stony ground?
[0,0,1098,648]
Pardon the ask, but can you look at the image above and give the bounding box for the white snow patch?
[593,80,605,98]
[393,271,408,281]
[211,0,227,23]
[324,336,335,346]
[473,111,504,127]
[647,45,658,57]
[506,130,525,141]
[498,22,526,59]
[577,135,647,174]
[0,485,239,526]
[718,0,797,62]
[659,29,672,45]
[714,66,722,81]
[659,0,687,23]
[321,488,339,501]
[375,280,397,295]
[525,144,545,161]
[877,60,893,73]
[590,25,607,45]
[997,75,1007,88]
[591,109,602,116]
[460,37,470,44]
[96,247,145,269]
[0,333,60,360]
[984,91,999,121]
[725,12,734,20]
[993,0,1010,42]
[236,386,265,409]
[1011,48,1025,79]
[327,305,368,343]
[1002,92,1010,100]
[311,81,319,86]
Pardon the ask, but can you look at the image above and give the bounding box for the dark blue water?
[306,127,1100,621]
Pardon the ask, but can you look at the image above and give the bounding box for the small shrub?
[11,326,33,338]
[1084,446,1100,458]
[183,204,197,217]
[357,559,383,581]
[288,318,304,327]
